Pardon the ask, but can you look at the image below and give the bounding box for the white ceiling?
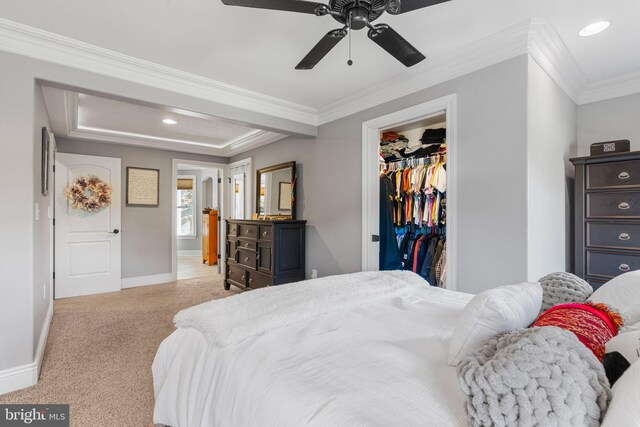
[42,86,286,157]
[1,0,638,109]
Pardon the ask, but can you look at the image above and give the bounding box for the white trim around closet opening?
[361,94,458,290]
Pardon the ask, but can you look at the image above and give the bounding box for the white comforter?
[153,271,473,427]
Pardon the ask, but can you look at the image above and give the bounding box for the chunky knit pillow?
[538,272,593,312]
[532,302,623,361]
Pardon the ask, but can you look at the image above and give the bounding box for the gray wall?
[57,139,226,278]
[33,85,54,358]
[578,93,640,156]
[0,53,38,373]
[526,58,578,280]
[232,55,531,294]
[177,169,203,253]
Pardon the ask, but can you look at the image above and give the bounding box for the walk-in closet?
[379,113,448,287]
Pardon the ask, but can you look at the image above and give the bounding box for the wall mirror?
[256,161,296,219]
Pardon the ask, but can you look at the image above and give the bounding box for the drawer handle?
[244,242,249,247]
[244,257,249,262]
[241,275,245,280]
[263,231,268,236]
[619,202,630,210]
[619,233,631,241]
[244,229,249,234]
[249,278,253,284]
[619,264,631,272]
[619,172,630,180]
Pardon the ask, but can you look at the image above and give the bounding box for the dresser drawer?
[227,222,238,237]
[587,191,640,219]
[247,270,273,289]
[259,225,273,241]
[587,222,640,250]
[226,239,238,263]
[227,264,247,288]
[237,239,257,251]
[257,242,273,273]
[238,224,258,239]
[238,249,257,269]
[587,250,640,279]
[588,160,640,189]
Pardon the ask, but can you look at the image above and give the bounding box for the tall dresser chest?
[571,151,640,289]
[224,219,306,291]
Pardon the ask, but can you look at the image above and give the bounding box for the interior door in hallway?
[55,153,121,298]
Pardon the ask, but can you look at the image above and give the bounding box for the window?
[177,176,196,238]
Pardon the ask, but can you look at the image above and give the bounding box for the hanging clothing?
[379,140,448,286]
[379,175,403,271]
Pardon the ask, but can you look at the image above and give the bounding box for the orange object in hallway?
[202,210,218,266]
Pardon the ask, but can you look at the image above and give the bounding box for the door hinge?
[52,165,55,172]
[53,218,55,226]
[217,216,221,222]
[52,272,55,279]
[371,235,380,242]
[228,177,232,184]
[218,178,222,184]
[217,254,221,259]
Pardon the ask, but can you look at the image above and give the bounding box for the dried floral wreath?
[66,175,113,212]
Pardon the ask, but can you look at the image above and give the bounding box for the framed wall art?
[126,167,160,207]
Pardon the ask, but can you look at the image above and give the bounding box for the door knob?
[109,229,120,234]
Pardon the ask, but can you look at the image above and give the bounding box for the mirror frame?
[255,161,296,220]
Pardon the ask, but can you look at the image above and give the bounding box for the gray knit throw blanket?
[538,272,593,313]
[458,326,611,427]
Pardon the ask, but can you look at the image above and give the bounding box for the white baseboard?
[35,302,53,378]
[0,301,53,395]
[121,273,174,289]
[178,250,201,257]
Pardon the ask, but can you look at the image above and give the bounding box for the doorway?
[54,153,122,298]
[361,94,458,290]
[172,160,226,280]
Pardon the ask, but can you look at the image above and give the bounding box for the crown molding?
[527,18,588,104]
[317,20,532,125]
[0,17,317,126]
[579,71,640,105]
[4,16,640,133]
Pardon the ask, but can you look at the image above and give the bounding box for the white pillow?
[602,359,640,427]
[588,270,640,326]
[447,282,542,366]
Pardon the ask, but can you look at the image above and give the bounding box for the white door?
[55,153,121,298]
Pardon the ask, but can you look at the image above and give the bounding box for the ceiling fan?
[220,0,451,69]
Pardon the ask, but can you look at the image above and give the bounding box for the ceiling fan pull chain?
[348,27,353,66]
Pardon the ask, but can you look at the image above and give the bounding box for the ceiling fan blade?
[295,28,347,70]
[367,24,425,67]
[221,0,327,14]
[385,0,450,15]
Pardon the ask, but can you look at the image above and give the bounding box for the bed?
[152,271,475,426]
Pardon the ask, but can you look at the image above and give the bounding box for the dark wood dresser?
[224,219,306,291]
[571,151,640,289]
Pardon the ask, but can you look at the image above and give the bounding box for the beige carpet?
[0,276,239,426]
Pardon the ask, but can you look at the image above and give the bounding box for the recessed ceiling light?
[579,21,610,37]
[163,118,177,125]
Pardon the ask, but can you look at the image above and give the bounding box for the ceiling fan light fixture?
[579,21,610,37]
